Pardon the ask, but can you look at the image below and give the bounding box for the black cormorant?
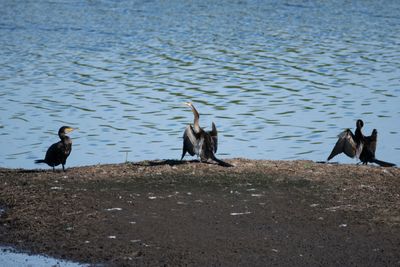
[35,126,75,171]
[327,120,395,167]
[181,102,232,167]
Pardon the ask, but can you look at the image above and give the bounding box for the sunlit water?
[0,247,88,267]
[1,0,399,169]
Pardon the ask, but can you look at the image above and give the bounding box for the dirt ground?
[0,159,399,266]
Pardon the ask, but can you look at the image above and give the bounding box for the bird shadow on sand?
[316,161,339,164]
[129,159,233,168]
[129,159,202,167]
[0,168,50,174]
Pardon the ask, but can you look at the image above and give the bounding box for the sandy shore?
[0,159,399,266]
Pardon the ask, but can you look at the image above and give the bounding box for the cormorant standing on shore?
[327,120,395,167]
[35,126,75,171]
[181,102,232,167]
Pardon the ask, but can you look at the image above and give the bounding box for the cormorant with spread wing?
[35,126,75,171]
[181,102,232,167]
[327,120,395,167]
[327,119,364,162]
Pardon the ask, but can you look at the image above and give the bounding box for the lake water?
[1,0,399,169]
[0,246,88,267]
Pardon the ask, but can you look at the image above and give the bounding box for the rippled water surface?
[1,0,399,168]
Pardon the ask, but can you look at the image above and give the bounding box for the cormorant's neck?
[59,132,68,141]
[191,105,200,133]
[355,127,364,143]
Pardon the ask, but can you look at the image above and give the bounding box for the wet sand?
[0,159,399,266]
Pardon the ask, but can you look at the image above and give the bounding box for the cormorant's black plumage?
[35,126,75,171]
[359,129,396,167]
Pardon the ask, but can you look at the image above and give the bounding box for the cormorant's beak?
[65,127,75,134]
[183,102,192,107]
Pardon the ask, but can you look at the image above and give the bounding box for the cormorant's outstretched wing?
[181,125,198,160]
[208,122,218,153]
[327,129,359,161]
[368,129,377,156]
[362,130,396,167]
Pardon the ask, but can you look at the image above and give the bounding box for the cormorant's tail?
[211,155,233,167]
[35,159,46,164]
[372,158,396,167]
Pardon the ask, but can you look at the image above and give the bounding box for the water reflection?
[0,0,399,168]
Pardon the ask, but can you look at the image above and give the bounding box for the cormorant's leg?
[200,156,208,163]
[52,166,55,172]
[62,164,65,172]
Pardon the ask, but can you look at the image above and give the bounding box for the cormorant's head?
[356,119,364,128]
[58,126,75,135]
[184,102,193,107]
[183,102,200,121]
[371,129,377,137]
